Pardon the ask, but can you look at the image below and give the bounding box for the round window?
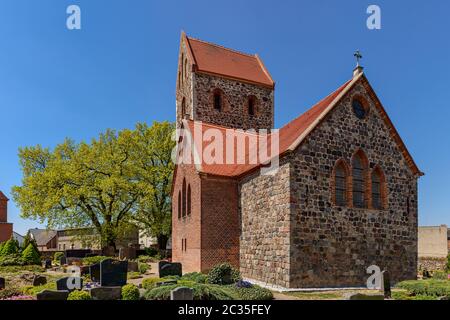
[352,99,367,119]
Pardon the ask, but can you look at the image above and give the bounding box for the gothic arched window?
[182,178,187,217]
[371,166,386,210]
[181,97,186,118]
[178,190,182,219]
[352,150,368,208]
[334,160,349,206]
[187,185,191,216]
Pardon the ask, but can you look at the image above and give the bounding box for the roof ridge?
[187,36,257,59]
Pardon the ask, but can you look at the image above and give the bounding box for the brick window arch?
[371,166,387,210]
[352,150,369,208]
[178,190,182,219]
[332,159,350,206]
[187,184,191,216]
[182,178,187,217]
[213,89,223,111]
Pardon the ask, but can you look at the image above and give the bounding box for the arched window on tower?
[371,166,386,210]
[187,184,191,216]
[352,150,368,208]
[182,178,187,217]
[248,96,256,116]
[213,89,222,111]
[333,160,349,206]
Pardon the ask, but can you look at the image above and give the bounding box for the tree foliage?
[0,238,19,256]
[22,243,41,265]
[12,121,176,249]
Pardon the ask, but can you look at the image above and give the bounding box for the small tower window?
[248,96,256,116]
[214,90,222,111]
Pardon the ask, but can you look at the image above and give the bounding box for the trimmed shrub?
[144,247,159,257]
[122,284,140,300]
[181,272,207,284]
[144,283,234,301]
[127,272,142,279]
[230,285,273,300]
[397,280,450,297]
[67,290,92,300]
[138,262,149,274]
[0,254,24,266]
[207,263,241,285]
[0,239,19,256]
[142,277,167,290]
[81,256,109,266]
[22,243,41,265]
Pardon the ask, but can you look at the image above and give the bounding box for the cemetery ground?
[1,239,449,301]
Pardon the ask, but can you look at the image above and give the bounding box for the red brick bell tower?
[0,191,13,242]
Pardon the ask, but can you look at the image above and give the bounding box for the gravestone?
[100,259,128,287]
[158,261,182,278]
[90,263,101,282]
[36,290,69,300]
[80,265,90,276]
[381,270,391,299]
[56,277,83,292]
[0,277,5,290]
[60,256,67,265]
[128,261,139,272]
[102,246,116,257]
[170,287,193,300]
[33,275,47,286]
[90,287,122,300]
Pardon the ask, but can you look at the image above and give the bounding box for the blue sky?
[0,0,449,235]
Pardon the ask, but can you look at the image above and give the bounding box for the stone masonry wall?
[289,79,418,288]
[193,73,274,131]
[176,38,194,128]
[239,161,291,288]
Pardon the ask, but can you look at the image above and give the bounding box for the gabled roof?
[29,228,57,246]
[176,72,423,179]
[0,191,8,201]
[183,33,274,88]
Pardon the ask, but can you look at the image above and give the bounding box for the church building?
[171,32,423,288]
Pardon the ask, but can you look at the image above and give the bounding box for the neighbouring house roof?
[183,33,274,88]
[176,72,423,180]
[29,228,57,246]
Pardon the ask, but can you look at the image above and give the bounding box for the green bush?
[207,263,241,285]
[392,290,438,300]
[144,247,159,257]
[229,286,273,300]
[397,280,450,297]
[54,252,64,263]
[136,255,155,263]
[182,272,208,284]
[142,277,167,290]
[81,256,110,266]
[144,283,234,301]
[22,243,41,265]
[447,254,450,273]
[127,272,142,279]
[67,290,92,300]
[433,271,448,280]
[0,254,24,266]
[22,282,56,296]
[122,284,140,300]
[0,239,19,256]
[138,262,149,274]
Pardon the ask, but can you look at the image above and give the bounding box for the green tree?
[12,121,175,250]
[130,122,175,249]
[22,243,41,265]
[0,238,19,256]
[22,231,40,255]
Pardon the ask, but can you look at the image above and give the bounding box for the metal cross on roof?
[354,50,363,67]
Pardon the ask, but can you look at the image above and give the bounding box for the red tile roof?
[179,73,422,178]
[185,35,274,88]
